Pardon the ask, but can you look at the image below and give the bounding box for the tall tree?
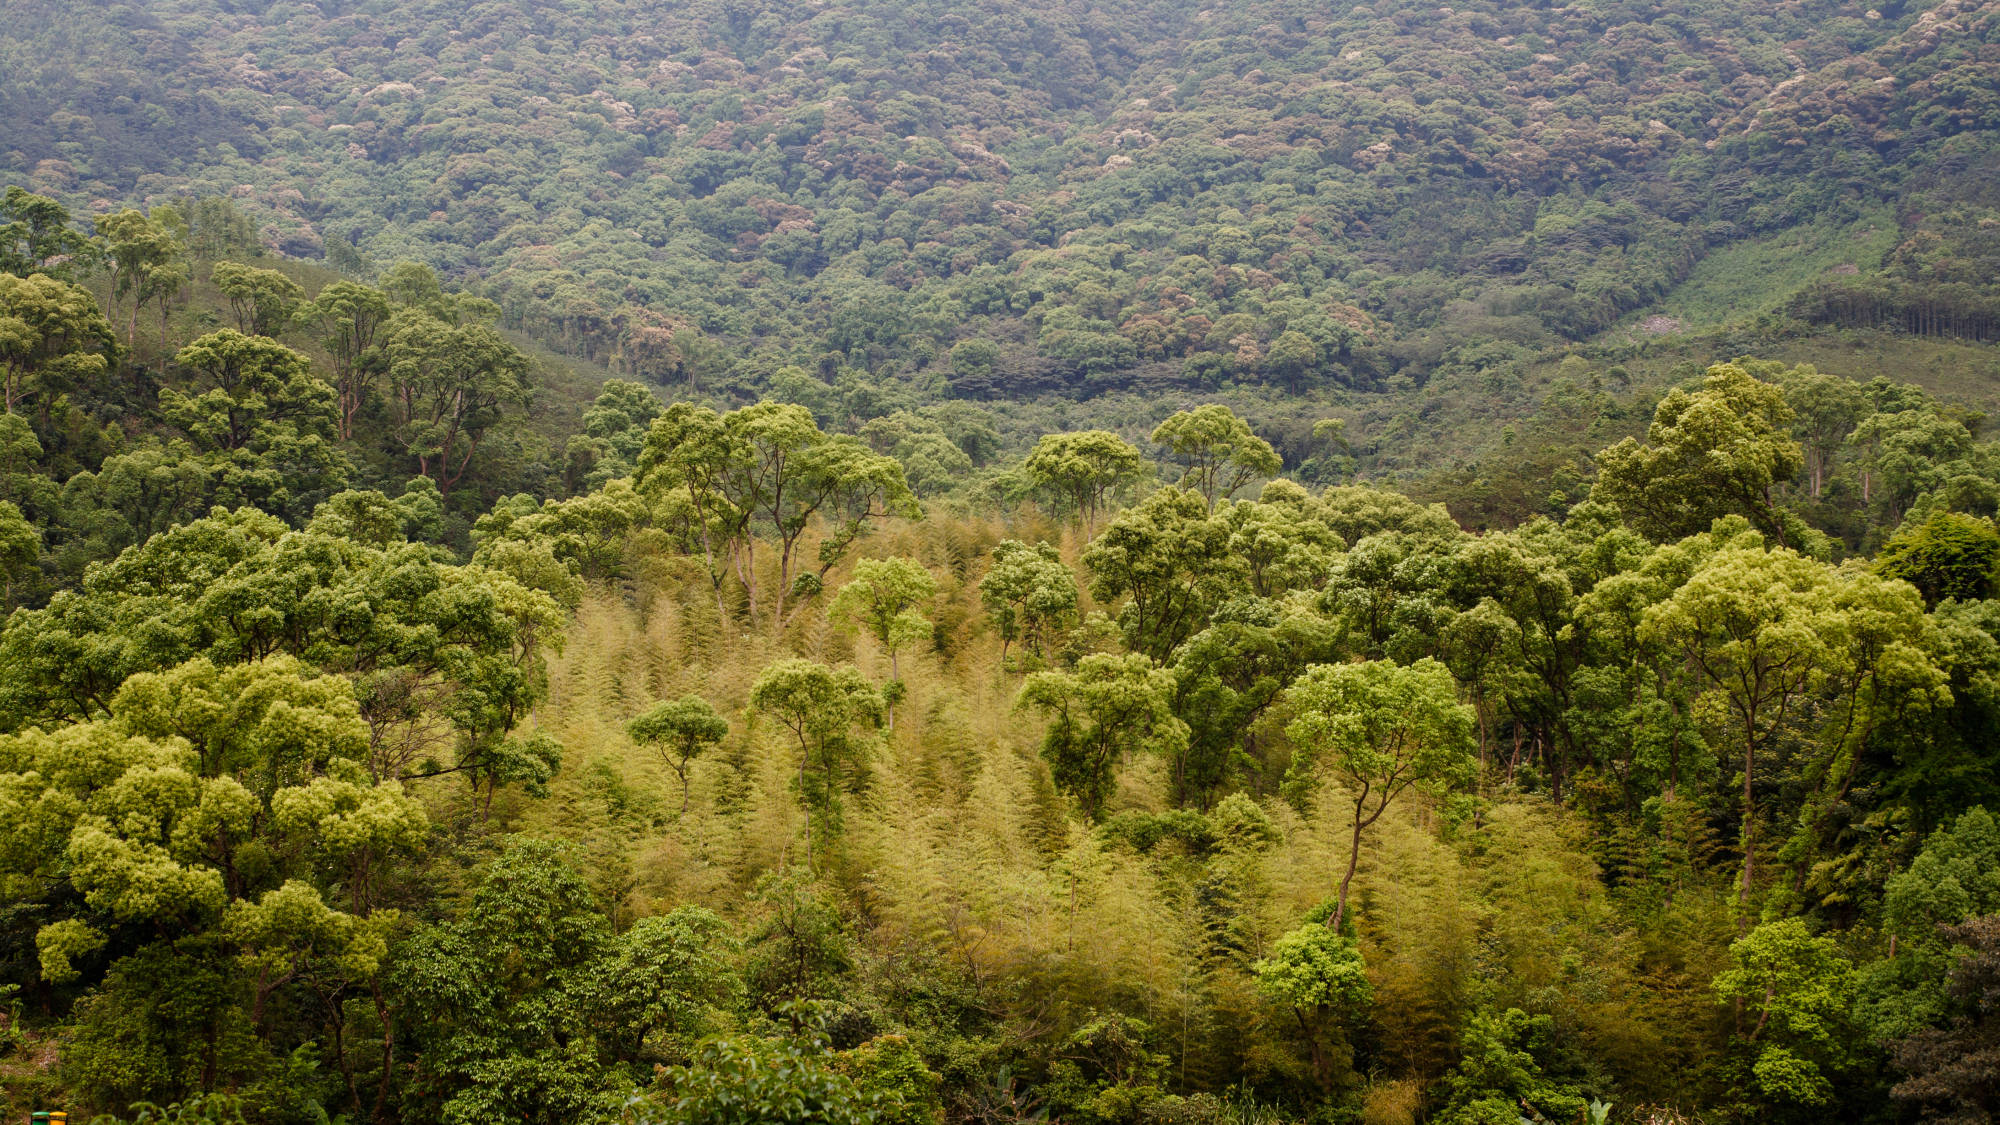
[211,261,305,338]
[979,539,1079,662]
[638,403,915,626]
[828,556,936,686]
[1023,430,1144,535]
[1150,404,1282,508]
[1017,652,1187,819]
[1779,365,1867,500]
[0,186,94,279]
[637,401,755,621]
[1083,486,1243,664]
[0,271,115,415]
[750,658,880,868]
[1711,918,1859,1113]
[1638,545,1832,917]
[1284,657,1476,930]
[1593,363,1804,546]
[628,694,730,814]
[304,282,392,440]
[96,207,188,349]
[2,656,423,1115]
[381,310,532,499]
[1253,921,1371,1088]
[166,330,336,453]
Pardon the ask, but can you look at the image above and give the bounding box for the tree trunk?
[372,982,397,1125]
[1334,792,1368,931]
[1739,735,1756,925]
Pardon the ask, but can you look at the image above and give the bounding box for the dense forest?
[6,0,2000,462]
[4,0,2000,1122]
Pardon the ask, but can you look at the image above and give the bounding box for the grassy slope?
[1609,210,1903,334]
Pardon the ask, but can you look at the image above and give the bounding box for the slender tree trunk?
[1740,734,1756,925]
[736,538,759,622]
[329,995,364,1117]
[371,982,396,1125]
[1334,789,1370,932]
[799,746,812,870]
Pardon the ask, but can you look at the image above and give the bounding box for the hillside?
[4,0,1998,424]
[8,2,2000,1124]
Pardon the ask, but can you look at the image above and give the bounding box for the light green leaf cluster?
[1252,922,1371,1014]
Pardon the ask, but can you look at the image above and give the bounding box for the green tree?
[471,479,651,589]
[1220,481,1343,598]
[1883,807,2000,947]
[1263,329,1320,393]
[1593,363,1805,546]
[637,402,916,627]
[1,656,422,1115]
[166,331,337,453]
[979,539,1078,662]
[381,310,533,498]
[0,498,36,606]
[742,407,918,626]
[303,281,392,440]
[1712,918,1857,1113]
[637,401,756,621]
[164,330,349,521]
[0,271,115,415]
[96,208,188,349]
[1022,430,1144,535]
[1252,921,1371,1087]
[743,872,854,1017]
[829,556,936,684]
[396,839,738,1125]
[210,262,304,338]
[1848,405,1980,524]
[1638,545,1834,913]
[0,186,94,279]
[1017,652,1188,819]
[750,659,881,866]
[1433,1008,1588,1125]
[1083,486,1242,664]
[654,1023,939,1125]
[1779,365,1867,500]
[1284,657,1475,930]
[1172,599,1338,809]
[569,378,661,490]
[0,507,564,794]
[1149,404,1282,508]
[1877,511,2000,606]
[628,695,730,814]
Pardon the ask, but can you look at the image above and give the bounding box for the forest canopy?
[4,0,2000,1123]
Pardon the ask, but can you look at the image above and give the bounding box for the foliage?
[979,540,1078,663]
[829,556,937,682]
[750,659,881,864]
[1018,652,1187,819]
[1151,406,1282,508]
[1022,431,1144,533]
[5,9,2000,1120]
[1712,919,1859,1114]
[627,695,730,815]
[1594,363,1806,547]
[1284,658,1476,929]
[652,1022,940,1125]
[1878,512,2000,607]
